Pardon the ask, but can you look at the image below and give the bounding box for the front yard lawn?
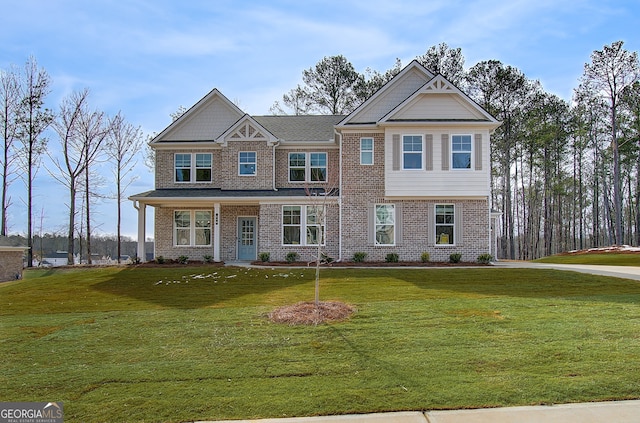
[1,266,640,422]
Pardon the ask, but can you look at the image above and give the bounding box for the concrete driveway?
[492,261,640,281]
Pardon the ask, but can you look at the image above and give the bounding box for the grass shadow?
[91,266,314,309]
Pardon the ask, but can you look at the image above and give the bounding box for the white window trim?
[281,205,326,246]
[375,204,395,246]
[434,204,455,246]
[173,210,212,247]
[174,152,213,183]
[360,137,374,165]
[238,151,257,176]
[288,152,327,183]
[451,134,473,171]
[402,134,424,171]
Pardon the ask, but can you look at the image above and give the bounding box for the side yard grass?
[1,266,640,422]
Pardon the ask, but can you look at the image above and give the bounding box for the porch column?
[135,201,147,262]
[213,203,221,262]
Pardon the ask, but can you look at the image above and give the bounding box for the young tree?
[0,65,20,236]
[15,56,53,267]
[417,42,466,86]
[49,89,90,265]
[106,112,144,263]
[582,41,640,244]
[77,104,109,264]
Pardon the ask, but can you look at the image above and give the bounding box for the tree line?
[271,42,640,259]
[1,57,145,266]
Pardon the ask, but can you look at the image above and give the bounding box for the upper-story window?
[402,135,423,170]
[288,152,327,182]
[174,153,212,183]
[239,151,256,176]
[360,137,374,165]
[451,135,472,169]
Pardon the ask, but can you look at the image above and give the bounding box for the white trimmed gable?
[216,114,279,146]
[152,89,244,142]
[380,74,499,125]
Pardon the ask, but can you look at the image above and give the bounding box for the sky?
[1,0,639,241]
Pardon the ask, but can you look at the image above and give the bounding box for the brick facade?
[136,61,500,263]
[0,249,25,281]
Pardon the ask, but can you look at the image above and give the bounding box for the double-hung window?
[375,204,395,245]
[435,205,455,245]
[174,210,212,246]
[174,153,212,182]
[288,152,327,182]
[451,135,472,169]
[360,137,374,165]
[403,135,423,170]
[282,205,325,245]
[239,151,256,175]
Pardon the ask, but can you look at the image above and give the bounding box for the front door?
[237,217,257,260]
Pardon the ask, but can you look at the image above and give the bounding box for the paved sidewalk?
[201,400,640,423]
[491,260,640,281]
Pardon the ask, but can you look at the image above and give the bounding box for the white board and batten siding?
[385,128,491,198]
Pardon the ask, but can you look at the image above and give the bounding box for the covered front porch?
[129,188,336,263]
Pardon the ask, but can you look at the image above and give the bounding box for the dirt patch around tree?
[268,301,356,325]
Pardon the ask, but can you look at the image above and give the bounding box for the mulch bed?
[269,301,356,325]
[252,261,485,267]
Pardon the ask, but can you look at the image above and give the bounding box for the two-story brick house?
[130,60,501,263]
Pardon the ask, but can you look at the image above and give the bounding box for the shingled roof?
[253,115,345,142]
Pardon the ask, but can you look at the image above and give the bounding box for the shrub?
[177,255,189,265]
[352,252,367,263]
[203,255,213,263]
[420,252,430,263]
[129,255,141,265]
[449,253,462,263]
[385,252,399,263]
[285,252,299,263]
[320,253,334,263]
[477,253,494,264]
[258,252,270,262]
[155,256,165,264]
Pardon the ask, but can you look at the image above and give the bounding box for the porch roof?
[129,188,339,206]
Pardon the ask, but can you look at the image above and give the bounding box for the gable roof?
[254,115,344,142]
[338,60,500,129]
[338,60,434,126]
[152,88,245,143]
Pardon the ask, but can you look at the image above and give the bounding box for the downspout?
[272,141,281,191]
[336,130,343,262]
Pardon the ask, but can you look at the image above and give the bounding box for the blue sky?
[1,0,639,240]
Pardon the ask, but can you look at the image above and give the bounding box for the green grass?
[2,266,640,422]
[535,253,640,266]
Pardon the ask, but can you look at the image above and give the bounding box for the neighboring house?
[39,251,80,267]
[130,60,501,263]
[0,236,28,281]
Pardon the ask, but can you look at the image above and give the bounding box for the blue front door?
[237,217,257,260]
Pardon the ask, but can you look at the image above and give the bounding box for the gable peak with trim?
[339,60,500,128]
